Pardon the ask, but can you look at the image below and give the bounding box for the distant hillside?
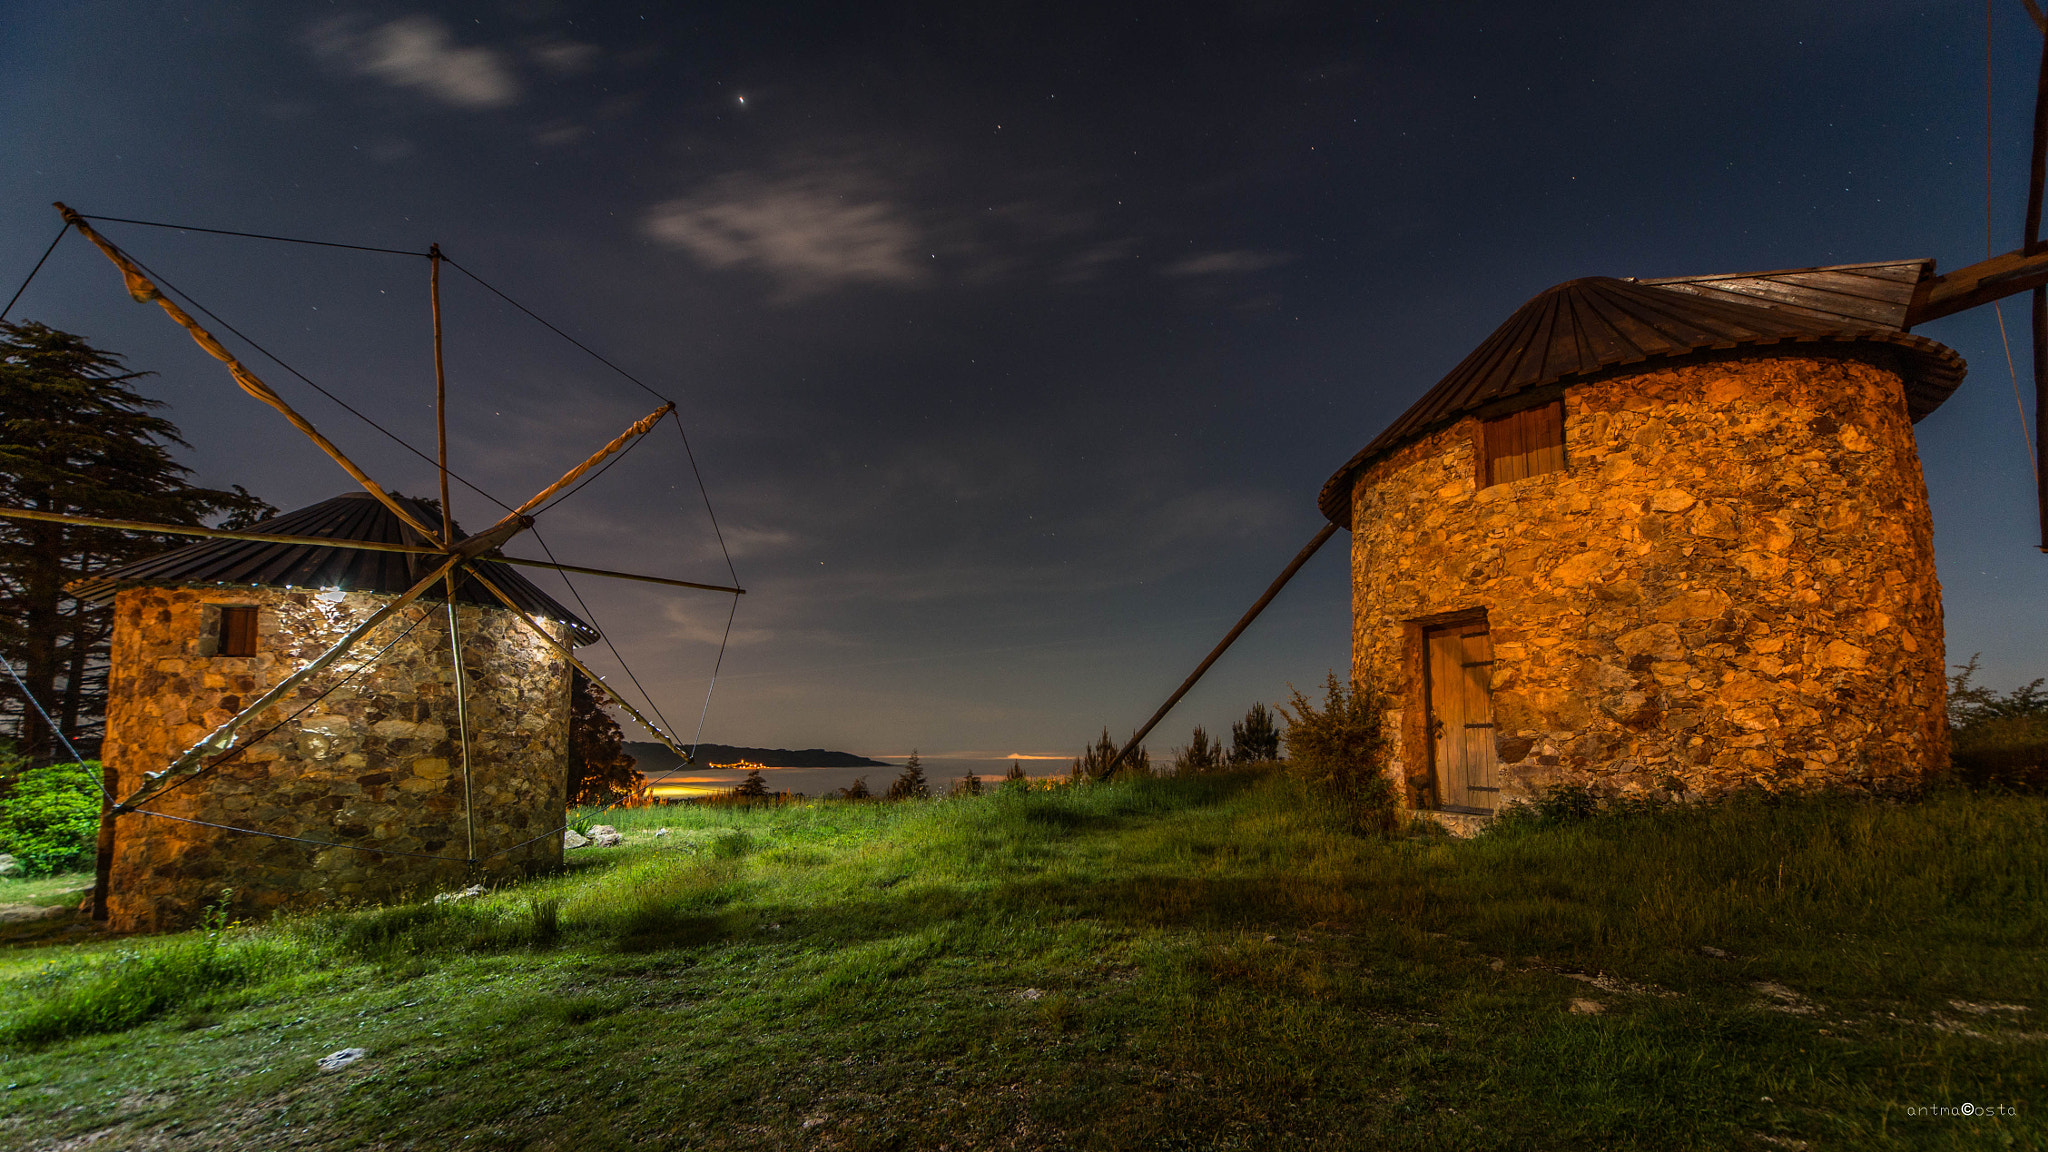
[625,742,890,772]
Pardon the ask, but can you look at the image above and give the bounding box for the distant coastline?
[626,742,891,772]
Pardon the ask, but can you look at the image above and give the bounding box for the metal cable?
[0,649,105,799]
[441,258,672,405]
[1,222,71,323]
[76,214,428,258]
[112,247,519,516]
[527,521,680,740]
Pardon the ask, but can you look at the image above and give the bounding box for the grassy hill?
[0,772,2040,1149]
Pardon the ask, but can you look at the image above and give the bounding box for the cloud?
[310,15,520,109]
[1162,249,1294,277]
[529,37,600,76]
[644,169,927,298]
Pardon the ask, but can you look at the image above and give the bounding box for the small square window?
[1481,399,1565,487]
[218,606,259,657]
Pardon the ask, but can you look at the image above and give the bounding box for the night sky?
[4,2,2043,761]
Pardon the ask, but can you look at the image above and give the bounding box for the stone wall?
[102,585,570,932]
[1347,349,1948,812]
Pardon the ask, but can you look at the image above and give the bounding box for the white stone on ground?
[317,1048,368,1072]
[563,828,589,850]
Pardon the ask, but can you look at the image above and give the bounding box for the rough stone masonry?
[101,585,569,933]
[1348,349,1948,812]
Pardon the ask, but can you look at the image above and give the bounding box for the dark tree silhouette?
[0,321,272,761]
[567,671,641,805]
[887,750,929,800]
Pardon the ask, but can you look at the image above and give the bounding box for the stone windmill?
[0,205,742,930]
[1112,13,2048,829]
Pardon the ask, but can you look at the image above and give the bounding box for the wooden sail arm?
[509,403,675,518]
[461,563,696,765]
[1905,245,2048,328]
[0,505,441,555]
[52,202,447,545]
[0,507,745,595]
[492,554,744,595]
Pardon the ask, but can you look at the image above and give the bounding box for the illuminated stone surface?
[1348,350,1948,813]
[102,586,569,932]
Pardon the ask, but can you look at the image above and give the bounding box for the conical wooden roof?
[69,492,600,645]
[1317,263,1967,525]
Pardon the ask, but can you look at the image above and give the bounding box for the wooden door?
[1425,622,1499,811]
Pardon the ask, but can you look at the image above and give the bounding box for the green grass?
[0,773,2040,1150]
[0,870,94,909]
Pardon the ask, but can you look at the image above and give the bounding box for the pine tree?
[887,750,929,800]
[733,769,770,799]
[566,672,642,804]
[1002,762,1028,790]
[1229,702,1282,763]
[0,321,273,761]
[1175,725,1223,774]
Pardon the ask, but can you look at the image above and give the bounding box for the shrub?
[1229,702,1281,763]
[1280,674,1395,833]
[1002,763,1029,792]
[0,759,102,876]
[839,776,873,800]
[1949,656,2048,791]
[949,771,984,798]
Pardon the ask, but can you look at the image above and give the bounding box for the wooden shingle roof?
[1316,262,1968,526]
[69,492,600,645]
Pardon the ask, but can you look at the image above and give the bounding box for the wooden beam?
[0,505,440,555]
[510,402,675,518]
[53,203,447,544]
[493,554,744,595]
[1905,246,2048,327]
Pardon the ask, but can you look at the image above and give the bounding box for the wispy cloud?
[645,168,928,298]
[1162,249,1294,277]
[528,37,600,76]
[310,15,520,109]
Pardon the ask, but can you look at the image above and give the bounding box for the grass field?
[0,771,2041,1150]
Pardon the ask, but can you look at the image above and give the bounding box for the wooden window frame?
[1475,399,1566,488]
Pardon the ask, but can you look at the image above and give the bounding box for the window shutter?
[1482,400,1566,487]
[220,606,259,657]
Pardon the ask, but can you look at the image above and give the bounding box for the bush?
[1280,674,1395,833]
[1949,656,2048,791]
[0,759,101,876]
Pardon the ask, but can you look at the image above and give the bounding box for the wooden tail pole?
[1110,522,1340,773]
[2033,21,2048,551]
[52,203,446,545]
